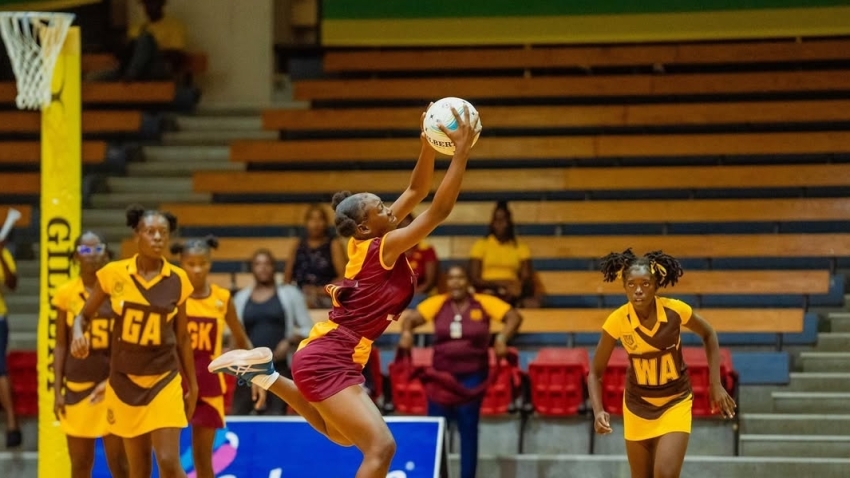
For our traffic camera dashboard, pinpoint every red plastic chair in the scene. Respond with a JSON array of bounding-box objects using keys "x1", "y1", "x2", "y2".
[{"x1": 528, "y1": 348, "x2": 589, "y2": 416}]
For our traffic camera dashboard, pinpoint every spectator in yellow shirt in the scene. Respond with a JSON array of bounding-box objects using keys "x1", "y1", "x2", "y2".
[
  {"x1": 0, "y1": 242, "x2": 20, "y2": 448},
  {"x1": 468, "y1": 201, "x2": 539, "y2": 308}
]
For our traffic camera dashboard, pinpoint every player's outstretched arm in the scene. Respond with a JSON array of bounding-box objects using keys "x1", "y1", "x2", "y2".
[
  {"x1": 382, "y1": 106, "x2": 476, "y2": 265},
  {"x1": 390, "y1": 105, "x2": 437, "y2": 221}
]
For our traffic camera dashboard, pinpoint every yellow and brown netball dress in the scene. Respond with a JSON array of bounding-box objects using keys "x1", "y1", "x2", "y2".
[
  {"x1": 52, "y1": 277, "x2": 115, "y2": 438},
  {"x1": 602, "y1": 297, "x2": 694, "y2": 441},
  {"x1": 97, "y1": 256, "x2": 193, "y2": 437},
  {"x1": 186, "y1": 283, "x2": 230, "y2": 429}
]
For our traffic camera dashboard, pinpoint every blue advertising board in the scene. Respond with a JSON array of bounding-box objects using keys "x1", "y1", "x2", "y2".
[{"x1": 92, "y1": 416, "x2": 447, "y2": 478}]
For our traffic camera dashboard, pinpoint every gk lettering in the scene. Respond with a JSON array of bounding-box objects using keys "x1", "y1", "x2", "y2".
[
  {"x1": 632, "y1": 353, "x2": 679, "y2": 386},
  {"x1": 188, "y1": 319, "x2": 215, "y2": 351}
]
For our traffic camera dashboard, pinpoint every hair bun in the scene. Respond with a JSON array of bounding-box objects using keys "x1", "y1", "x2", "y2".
[
  {"x1": 204, "y1": 235, "x2": 219, "y2": 250},
  {"x1": 331, "y1": 191, "x2": 353, "y2": 210},
  {"x1": 125, "y1": 204, "x2": 146, "y2": 229}
]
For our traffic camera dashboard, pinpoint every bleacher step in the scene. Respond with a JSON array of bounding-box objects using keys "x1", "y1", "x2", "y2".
[
  {"x1": 7, "y1": 313, "x2": 38, "y2": 334},
  {"x1": 740, "y1": 413, "x2": 850, "y2": 435},
  {"x1": 90, "y1": 192, "x2": 212, "y2": 209},
  {"x1": 83, "y1": 208, "x2": 129, "y2": 226},
  {"x1": 816, "y1": 332, "x2": 850, "y2": 351},
  {"x1": 827, "y1": 312, "x2": 850, "y2": 332},
  {"x1": 4, "y1": 295, "x2": 39, "y2": 314},
  {"x1": 8, "y1": 332, "x2": 36, "y2": 350},
  {"x1": 162, "y1": 129, "x2": 277, "y2": 145},
  {"x1": 142, "y1": 145, "x2": 229, "y2": 162},
  {"x1": 11, "y1": 260, "x2": 38, "y2": 277},
  {"x1": 799, "y1": 352, "x2": 850, "y2": 373},
  {"x1": 772, "y1": 391, "x2": 850, "y2": 414},
  {"x1": 11, "y1": 278, "x2": 38, "y2": 296},
  {"x1": 789, "y1": 372, "x2": 850, "y2": 392},
  {"x1": 87, "y1": 225, "x2": 133, "y2": 244},
  {"x1": 127, "y1": 160, "x2": 243, "y2": 177},
  {"x1": 174, "y1": 115, "x2": 262, "y2": 131},
  {"x1": 739, "y1": 434, "x2": 850, "y2": 459},
  {"x1": 107, "y1": 177, "x2": 194, "y2": 194}
]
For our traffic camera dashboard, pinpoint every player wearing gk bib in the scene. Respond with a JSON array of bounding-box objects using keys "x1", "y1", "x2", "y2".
[
  {"x1": 71, "y1": 206, "x2": 198, "y2": 478},
  {"x1": 588, "y1": 249, "x2": 736, "y2": 478},
  {"x1": 52, "y1": 231, "x2": 127, "y2": 478},
  {"x1": 210, "y1": 103, "x2": 478, "y2": 478},
  {"x1": 172, "y1": 237, "x2": 255, "y2": 478}
]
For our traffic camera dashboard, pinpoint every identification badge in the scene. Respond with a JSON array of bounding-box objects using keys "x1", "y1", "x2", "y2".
[{"x1": 450, "y1": 321, "x2": 463, "y2": 339}]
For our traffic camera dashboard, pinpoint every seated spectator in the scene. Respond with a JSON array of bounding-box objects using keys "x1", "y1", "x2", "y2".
[
  {"x1": 468, "y1": 201, "x2": 539, "y2": 307},
  {"x1": 399, "y1": 214, "x2": 440, "y2": 308},
  {"x1": 231, "y1": 249, "x2": 312, "y2": 415},
  {"x1": 89, "y1": 0, "x2": 187, "y2": 82},
  {"x1": 283, "y1": 205, "x2": 346, "y2": 309}
]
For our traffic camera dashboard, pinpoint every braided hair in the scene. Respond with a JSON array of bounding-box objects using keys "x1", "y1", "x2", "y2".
[
  {"x1": 331, "y1": 191, "x2": 367, "y2": 238},
  {"x1": 126, "y1": 204, "x2": 177, "y2": 232},
  {"x1": 600, "y1": 248, "x2": 684, "y2": 288},
  {"x1": 170, "y1": 235, "x2": 219, "y2": 256}
]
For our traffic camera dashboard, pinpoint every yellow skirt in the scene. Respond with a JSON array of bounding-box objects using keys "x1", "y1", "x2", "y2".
[
  {"x1": 60, "y1": 395, "x2": 109, "y2": 439},
  {"x1": 105, "y1": 373, "x2": 187, "y2": 438},
  {"x1": 623, "y1": 394, "x2": 693, "y2": 442}
]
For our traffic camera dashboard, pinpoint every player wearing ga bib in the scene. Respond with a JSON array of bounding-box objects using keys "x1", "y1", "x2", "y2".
[
  {"x1": 293, "y1": 235, "x2": 415, "y2": 402},
  {"x1": 52, "y1": 277, "x2": 116, "y2": 438},
  {"x1": 602, "y1": 297, "x2": 694, "y2": 441},
  {"x1": 97, "y1": 255, "x2": 193, "y2": 437},
  {"x1": 186, "y1": 283, "x2": 230, "y2": 428}
]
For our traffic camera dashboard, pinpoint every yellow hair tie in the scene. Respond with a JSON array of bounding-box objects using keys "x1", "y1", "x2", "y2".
[
  {"x1": 616, "y1": 267, "x2": 624, "y2": 279},
  {"x1": 650, "y1": 260, "x2": 668, "y2": 277}
]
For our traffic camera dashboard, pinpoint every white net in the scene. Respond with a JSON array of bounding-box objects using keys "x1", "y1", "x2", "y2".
[{"x1": 0, "y1": 12, "x2": 74, "y2": 110}]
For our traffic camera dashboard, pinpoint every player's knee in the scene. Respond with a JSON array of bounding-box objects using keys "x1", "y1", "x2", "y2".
[
  {"x1": 367, "y1": 433, "x2": 396, "y2": 463},
  {"x1": 654, "y1": 467, "x2": 681, "y2": 478},
  {"x1": 156, "y1": 453, "x2": 184, "y2": 478},
  {"x1": 70, "y1": 453, "x2": 95, "y2": 475}
]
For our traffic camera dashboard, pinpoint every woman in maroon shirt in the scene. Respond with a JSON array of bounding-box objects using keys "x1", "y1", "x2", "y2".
[{"x1": 399, "y1": 265, "x2": 522, "y2": 478}]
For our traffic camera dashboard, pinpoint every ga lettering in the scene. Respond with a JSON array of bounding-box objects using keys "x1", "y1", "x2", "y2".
[
  {"x1": 632, "y1": 353, "x2": 679, "y2": 386},
  {"x1": 122, "y1": 309, "x2": 163, "y2": 346}
]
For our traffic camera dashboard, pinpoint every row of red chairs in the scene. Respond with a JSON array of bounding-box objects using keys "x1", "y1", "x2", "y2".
[
  {"x1": 389, "y1": 346, "x2": 737, "y2": 418},
  {"x1": 6, "y1": 351, "x2": 38, "y2": 417}
]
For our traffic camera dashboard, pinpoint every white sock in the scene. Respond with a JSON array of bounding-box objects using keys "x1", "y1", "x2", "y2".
[{"x1": 251, "y1": 370, "x2": 279, "y2": 390}]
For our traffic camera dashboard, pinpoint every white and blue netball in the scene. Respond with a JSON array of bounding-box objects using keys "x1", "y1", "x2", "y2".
[{"x1": 423, "y1": 97, "x2": 482, "y2": 156}]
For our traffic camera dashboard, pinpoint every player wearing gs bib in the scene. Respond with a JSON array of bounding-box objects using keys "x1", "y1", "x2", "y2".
[
  {"x1": 172, "y1": 237, "x2": 254, "y2": 478},
  {"x1": 71, "y1": 206, "x2": 197, "y2": 478},
  {"x1": 588, "y1": 249, "x2": 737, "y2": 478},
  {"x1": 52, "y1": 231, "x2": 127, "y2": 478},
  {"x1": 210, "y1": 103, "x2": 478, "y2": 478}
]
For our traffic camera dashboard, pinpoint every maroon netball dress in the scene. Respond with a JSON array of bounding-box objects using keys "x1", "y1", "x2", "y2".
[{"x1": 292, "y1": 236, "x2": 415, "y2": 402}]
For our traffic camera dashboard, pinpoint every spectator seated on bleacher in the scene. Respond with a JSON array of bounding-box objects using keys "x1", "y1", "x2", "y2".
[
  {"x1": 399, "y1": 213, "x2": 440, "y2": 308},
  {"x1": 283, "y1": 205, "x2": 346, "y2": 309},
  {"x1": 469, "y1": 201, "x2": 540, "y2": 308},
  {"x1": 88, "y1": 0, "x2": 187, "y2": 83}
]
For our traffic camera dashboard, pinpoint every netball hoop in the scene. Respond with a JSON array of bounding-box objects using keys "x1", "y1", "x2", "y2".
[{"x1": 0, "y1": 11, "x2": 74, "y2": 110}]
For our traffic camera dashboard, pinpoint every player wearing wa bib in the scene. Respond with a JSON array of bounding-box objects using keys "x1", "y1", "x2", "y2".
[
  {"x1": 97, "y1": 255, "x2": 193, "y2": 437},
  {"x1": 292, "y1": 236, "x2": 415, "y2": 402},
  {"x1": 186, "y1": 283, "x2": 230, "y2": 428},
  {"x1": 602, "y1": 297, "x2": 694, "y2": 441},
  {"x1": 52, "y1": 277, "x2": 116, "y2": 438}
]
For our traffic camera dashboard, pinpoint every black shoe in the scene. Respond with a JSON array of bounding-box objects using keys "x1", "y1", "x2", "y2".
[{"x1": 6, "y1": 429, "x2": 21, "y2": 448}]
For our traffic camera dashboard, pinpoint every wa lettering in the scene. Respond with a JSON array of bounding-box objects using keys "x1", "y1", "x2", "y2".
[
  {"x1": 632, "y1": 353, "x2": 679, "y2": 386},
  {"x1": 122, "y1": 309, "x2": 163, "y2": 345}
]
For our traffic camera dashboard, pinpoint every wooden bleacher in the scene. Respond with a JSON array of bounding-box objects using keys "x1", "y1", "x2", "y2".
[
  {"x1": 162, "y1": 198, "x2": 850, "y2": 228},
  {"x1": 293, "y1": 70, "x2": 850, "y2": 102},
  {"x1": 149, "y1": 234, "x2": 850, "y2": 263},
  {"x1": 230, "y1": 131, "x2": 850, "y2": 163},
  {"x1": 263, "y1": 99, "x2": 850, "y2": 132},
  {"x1": 0, "y1": 82, "x2": 175, "y2": 105},
  {"x1": 207, "y1": 269, "x2": 825, "y2": 298},
  {"x1": 323, "y1": 39, "x2": 850, "y2": 72},
  {"x1": 193, "y1": 164, "x2": 850, "y2": 195},
  {"x1": 81, "y1": 52, "x2": 208, "y2": 75},
  {"x1": 0, "y1": 111, "x2": 143, "y2": 134},
  {"x1": 0, "y1": 205, "x2": 32, "y2": 227},
  {"x1": 0, "y1": 173, "x2": 38, "y2": 195},
  {"x1": 0, "y1": 141, "x2": 106, "y2": 164}
]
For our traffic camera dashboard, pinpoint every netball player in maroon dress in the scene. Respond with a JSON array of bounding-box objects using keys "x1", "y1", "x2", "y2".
[{"x1": 210, "y1": 105, "x2": 479, "y2": 478}]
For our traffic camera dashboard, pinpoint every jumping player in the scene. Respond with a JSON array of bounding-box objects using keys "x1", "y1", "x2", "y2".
[
  {"x1": 53, "y1": 231, "x2": 127, "y2": 478},
  {"x1": 70, "y1": 205, "x2": 198, "y2": 478},
  {"x1": 209, "y1": 104, "x2": 478, "y2": 478},
  {"x1": 171, "y1": 236, "x2": 258, "y2": 478},
  {"x1": 588, "y1": 249, "x2": 737, "y2": 478}
]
